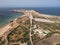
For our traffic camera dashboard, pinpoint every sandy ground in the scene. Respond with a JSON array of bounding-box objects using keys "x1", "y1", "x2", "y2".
[
  {"x1": 0, "y1": 11, "x2": 58, "y2": 36},
  {"x1": 0, "y1": 23, "x2": 11, "y2": 36},
  {"x1": 34, "y1": 18, "x2": 55, "y2": 23},
  {"x1": 34, "y1": 34, "x2": 60, "y2": 45},
  {"x1": 0, "y1": 14, "x2": 26, "y2": 37},
  {"x1": 0, "y1": 18, "x2": 19, "y2": 36}
]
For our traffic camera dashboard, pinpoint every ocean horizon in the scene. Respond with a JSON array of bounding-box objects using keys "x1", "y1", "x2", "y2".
[{"x1": 0, "y1": 7, "x2": 60, "y2": 27}]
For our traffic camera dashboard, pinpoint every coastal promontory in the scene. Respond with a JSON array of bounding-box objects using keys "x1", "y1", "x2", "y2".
[{"x1": 0, "y1": 10, "x2": 60, "y2": 45}]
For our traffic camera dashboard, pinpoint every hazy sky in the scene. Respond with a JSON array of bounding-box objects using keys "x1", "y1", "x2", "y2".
[{"x1": 0, "y1": 0, "x2": 60, "y2": 7}]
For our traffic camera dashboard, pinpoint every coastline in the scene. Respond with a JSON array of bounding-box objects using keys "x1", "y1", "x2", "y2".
[
  {"x1": 0, "y1": 23, "x2": 11, "y2": 36},
  {"x1": 0, "y1": 13, "x2": 26, "y2": 36},
  {"x1": 0, "y1": 22, "x2": 10, "y2": 28},
  {"x1": 34, "y1": 10, "x2": 60, "y2": 17},
  {"x1": 0, "y1": 10, "x2": 60, "y2": 28},
  {"x1": 0, "y1": 17, "x2": 20, "y2": 36},
  {"x1": 0, "y1": 10, "x2": 60, "y2": 37},
  {"x1": 0, "y1": 11, "x2": 23, "y2": 28},
  {"x1": 0, "y1": 13, "x2": 59, "y2": 28}
]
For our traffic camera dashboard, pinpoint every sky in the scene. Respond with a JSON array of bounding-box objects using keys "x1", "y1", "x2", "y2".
[{"x1": 0, "y1": 0, "x2": 60, "y2": 7}]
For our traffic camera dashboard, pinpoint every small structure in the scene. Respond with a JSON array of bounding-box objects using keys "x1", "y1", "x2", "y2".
[{"x1": 32, "y1": 25, "x2": 51, "y2": 39}]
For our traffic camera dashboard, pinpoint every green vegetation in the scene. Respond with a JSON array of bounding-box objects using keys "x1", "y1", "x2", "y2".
[
  {"x1": 36, "y1": 21, "x2": 60, "y2": 31},
  {"x1": 7, "y1": 19, "x2": 30, "y2": 43},
  {"x1": 0, "y1": 39, "x2": 6, "y2": 45},
  {"x1": 56, "y1": 43, "x2": 60, "y2": 45},
  {"x1": 46, "y1": 32, "x2": 52, "y2": 37}
]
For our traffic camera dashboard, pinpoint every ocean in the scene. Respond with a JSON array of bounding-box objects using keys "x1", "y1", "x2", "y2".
[
  {"x1": 22, "y1": 7, "x2": 60, "y2": 16},
  {"x1": 0, "y1": 7, "x2": 60, "y2": 27},
  {"x1": 0, "y1": 8, "x2": 23, "y2": 27}
]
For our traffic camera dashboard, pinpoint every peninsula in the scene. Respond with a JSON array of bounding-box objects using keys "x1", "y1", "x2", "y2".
[{"x1": 0, "y1": 10, "x2": 60, "y2": 45}]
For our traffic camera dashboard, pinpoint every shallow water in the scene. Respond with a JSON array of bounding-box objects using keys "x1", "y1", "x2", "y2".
[{"x1": 0, "y1": 9, "x2": 23, "y2": 27}]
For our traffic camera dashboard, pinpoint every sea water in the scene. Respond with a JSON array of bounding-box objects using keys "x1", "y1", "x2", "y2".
[
  {"x1": 0, "y1": 8, "x2": 23, "y2": 27},
  {"x1": 0, "y1": 7, "x2": 60, "y2": 27}
]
